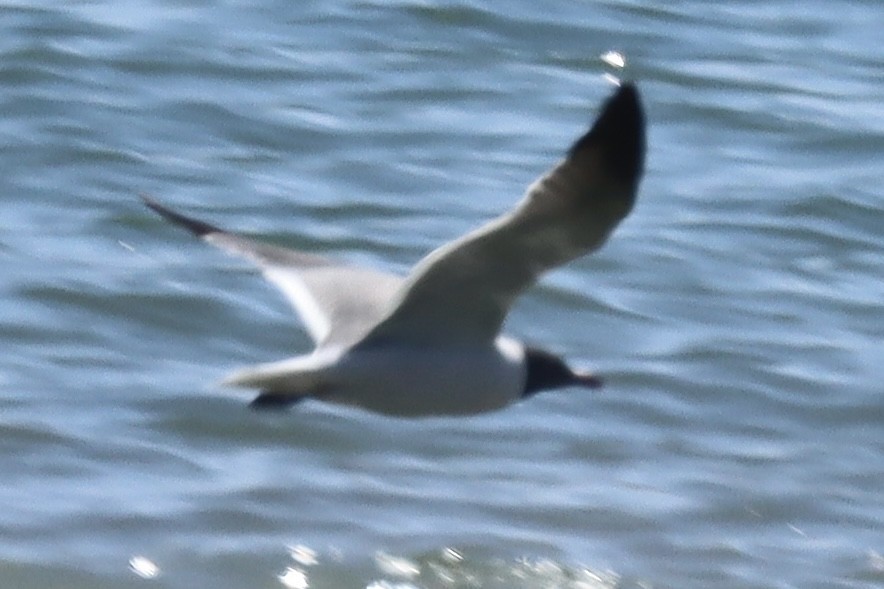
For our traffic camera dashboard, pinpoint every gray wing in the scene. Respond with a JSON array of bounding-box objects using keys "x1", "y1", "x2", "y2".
[
  {"x1": 357, "y1": 83, "x2": 645, "y2": 346},
  {"x1": 142, "y1": 196, "x2": 403, "y2": 347}
]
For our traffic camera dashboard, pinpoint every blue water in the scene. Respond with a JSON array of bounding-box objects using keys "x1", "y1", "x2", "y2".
[{"x1": 1, "y1": 1, "x2": 882, "y2": 588}]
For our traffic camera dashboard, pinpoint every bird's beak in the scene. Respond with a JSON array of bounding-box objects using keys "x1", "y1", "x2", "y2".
[{"x1": 573, "y1": 370, "x2": 604, "y2": 389}]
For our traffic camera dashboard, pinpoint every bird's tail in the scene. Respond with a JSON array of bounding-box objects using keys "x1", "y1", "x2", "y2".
[
  {"x1": 221, "y1": 354, "x2": 330, "y2": 411},
  {"x1": 221, "y1": 353, "x2": 327, "y2": 388}
]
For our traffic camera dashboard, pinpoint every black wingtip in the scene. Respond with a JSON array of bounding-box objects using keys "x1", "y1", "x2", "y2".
[
  {"x1": 569, "y1": 82, "x2": 646, "y2": 188},
  {"x1": 248, "y1": 392, "x2": 306, "y2": 411},
  {"x1": 140, "y1": 194, "x2": 221, "y2": 237}
]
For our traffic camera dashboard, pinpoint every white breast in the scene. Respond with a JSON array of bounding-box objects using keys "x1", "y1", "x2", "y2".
[{"x1": 325, "y1": 337, "x2": 527, "y2": 417}]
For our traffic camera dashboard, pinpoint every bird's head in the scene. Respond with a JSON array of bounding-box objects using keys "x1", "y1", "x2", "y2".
[{"x1": 522, "y1": 347, "x2": 602, "y2": 398}]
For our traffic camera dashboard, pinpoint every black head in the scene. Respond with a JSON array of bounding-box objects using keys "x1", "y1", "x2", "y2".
[{"x1": 522, "y1": 347, "x2": 603, "y2": 398}]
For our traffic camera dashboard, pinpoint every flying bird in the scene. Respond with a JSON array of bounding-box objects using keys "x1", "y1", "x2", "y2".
[{"x1": 143, "y1": 82, "x2": 645, "y2": 416}]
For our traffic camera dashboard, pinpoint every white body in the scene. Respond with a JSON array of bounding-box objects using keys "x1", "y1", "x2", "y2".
[{"x1": 225, "y1": 337, "x2": 527, "y2": 416}]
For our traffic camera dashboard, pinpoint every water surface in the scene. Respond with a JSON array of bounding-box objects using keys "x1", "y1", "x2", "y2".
[{"x1": 1, "y1": 1, "x2": 882, "y2": 588}]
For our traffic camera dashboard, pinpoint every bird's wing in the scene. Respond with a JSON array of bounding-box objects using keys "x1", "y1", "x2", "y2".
[
  {"x1": 357, "y1": 83, "x2": 645, "y2": 347},
  {"x1": 142, "y1": 196, "x2": 403, "y2": 347}
]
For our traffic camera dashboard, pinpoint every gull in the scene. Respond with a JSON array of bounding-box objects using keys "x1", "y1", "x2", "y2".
[{"x1": 143, "y1": 82, "x2": 645, "y2": 417}]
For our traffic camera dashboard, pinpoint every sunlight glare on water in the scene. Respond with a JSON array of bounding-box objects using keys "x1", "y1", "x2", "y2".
[{"x1": 128, "y1": 555, "x2": 160, "y2": 579}]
